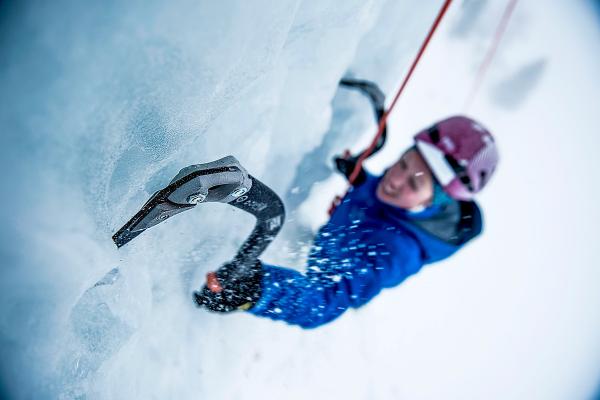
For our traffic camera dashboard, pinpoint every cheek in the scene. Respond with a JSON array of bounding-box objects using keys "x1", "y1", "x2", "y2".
[
  {"x1": 408, "y1": 192, "x2": 423, "y2": 204},
  {"x1": 395, "y1": 191, "x2": 417, "y2": 208},
  {"x1": 399, "y1": 188, "x2": 429, "y2": 207},
  {"x1": 417, "y1": 186, "x2": 434, "y2": 202}
]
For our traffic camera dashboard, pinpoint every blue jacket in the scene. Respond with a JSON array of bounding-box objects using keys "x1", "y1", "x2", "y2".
[{"x1": 248, "y1": 172, "x2": 482, "y2": 328}]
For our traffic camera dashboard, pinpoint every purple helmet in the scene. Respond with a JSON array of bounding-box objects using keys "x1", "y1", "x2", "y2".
[{"x1": 414, "y1": 115, "x2": 499, "y2": 201}]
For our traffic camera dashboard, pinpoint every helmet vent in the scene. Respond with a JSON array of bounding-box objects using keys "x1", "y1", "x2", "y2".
[
  {"x1": 480, "y1": 170, "x2": 488, "y2": 185},
  {"x1": 428, "y1": 126, "x2": 440, "y2": 143},
  {"x1": 459, "y1": 175, "x2": 474, "y2": 192}
]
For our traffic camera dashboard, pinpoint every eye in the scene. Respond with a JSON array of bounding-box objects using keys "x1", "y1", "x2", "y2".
[
  {"x1": 409, "y1": 176, "x2": 418, "y2": 191},
  {"x1": 399, "y1": 158, "x2": 408, "y2": 170}
]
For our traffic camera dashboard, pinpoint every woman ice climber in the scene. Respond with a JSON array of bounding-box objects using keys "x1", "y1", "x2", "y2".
[{"x1": 194, "y1": 115, "x2": 500, "y2": 328}]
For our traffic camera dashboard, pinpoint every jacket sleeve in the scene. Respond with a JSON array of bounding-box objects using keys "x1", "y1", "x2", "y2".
[{"x1": 247, "y1": 231, "x2": 423, "y2": 329}]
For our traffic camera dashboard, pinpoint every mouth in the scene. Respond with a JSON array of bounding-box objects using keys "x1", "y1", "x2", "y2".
[{"x1": 380, "y1": 179, "x2": 400, "y2": 197}]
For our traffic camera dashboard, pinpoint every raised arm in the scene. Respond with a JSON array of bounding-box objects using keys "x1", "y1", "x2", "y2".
[{"x1": 248, "y1": 231, "x2": 423, "y2": 328}]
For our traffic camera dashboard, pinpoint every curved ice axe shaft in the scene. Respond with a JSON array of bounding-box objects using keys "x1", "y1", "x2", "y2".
[
  {"x1": 339, "y1": 78, "x2": 387, "y2": 159},
  {"x1": 228, "y1": 177, "x2": 285, "y2": 264},
  {"x1": 112, "y1": 156, "x2": 285, "y2": 265}
]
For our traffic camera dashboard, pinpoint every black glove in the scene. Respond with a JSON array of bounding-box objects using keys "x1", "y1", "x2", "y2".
[
  {"x1": 333, "y1": 150, "x2": 366, "y2": 186},
  {"x1": 194, "y1": 259, "x2": 263, "y2": 313}
]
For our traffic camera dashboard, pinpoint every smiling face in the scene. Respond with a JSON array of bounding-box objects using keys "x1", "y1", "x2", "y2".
[{"x1": 376, "y1": 148, "x2": 435, "y2": 209}]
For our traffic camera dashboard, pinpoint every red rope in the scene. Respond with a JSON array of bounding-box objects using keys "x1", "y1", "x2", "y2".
[
  {"x1": 329, "y1": 0, "x2": 454, "y2": 214},
  {"x1": 464, "y1": 0, "x2": 518, "y2": 110},
  {"x1": 346, "y1": 0, "x2": 453, "y2": 186}
]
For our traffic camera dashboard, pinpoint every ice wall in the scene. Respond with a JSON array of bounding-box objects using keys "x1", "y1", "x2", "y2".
[{"x1": 0, "y1": 0, "x2": 393, "y2": 398}]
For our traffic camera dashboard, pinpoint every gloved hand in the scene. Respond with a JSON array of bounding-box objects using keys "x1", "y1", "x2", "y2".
[
  {"x1": 194, "y1": 259, "x2": 263, "y2": 313},
  {"x1": 333, "y1": 149, "x2": 357, "y2": 178},
  {"x1": 333, "y1": 149, "x2": 366, "y2": 186}
]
